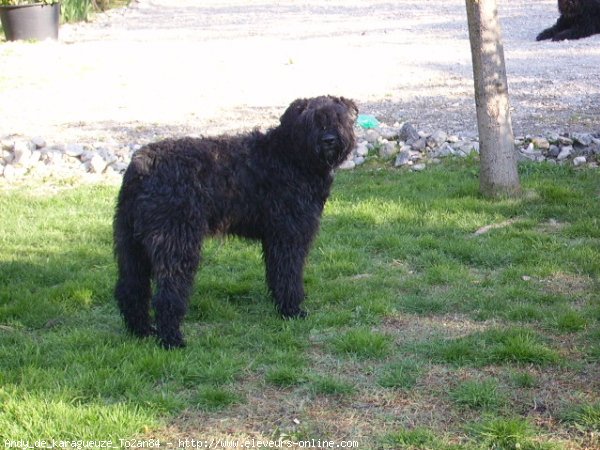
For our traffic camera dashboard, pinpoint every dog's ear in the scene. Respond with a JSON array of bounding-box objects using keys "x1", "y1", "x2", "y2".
[
  {"x1": 338, "y1": 97, "x2": 358, "y2": 119},
  {"x1": 280, "y1": 98, "x2": 310, "y2": 128}
]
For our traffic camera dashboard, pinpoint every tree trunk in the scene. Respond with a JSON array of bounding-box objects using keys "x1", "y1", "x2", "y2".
[{"x1": 465, "y1": 0, "x2": 520, "y2": 198}]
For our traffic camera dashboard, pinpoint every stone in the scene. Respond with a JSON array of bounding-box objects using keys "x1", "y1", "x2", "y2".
[
  {"x1": 89, "y1": 153, "x2": 108, "y2": 173},
  {"x1": 107, "y1": 161, "x2": 129, "y2": 174},
  {"x1": 431, "y1": 142, "x2": 455, "y2": 158},
  {"x1": 31, "y1": 136, "x2": 47, "y2": 149},
  {"x1": 13, "y1": 141, "x2": 34, "y2": 166},
  {"x1": 427, "y1": 130, "x2": 448, "y2": 147},
  {"x1": 394, "y1": 150, "x2": 410, "y2": 167},
  {"x1": 379, "y1": 140, "x2": 399, "y2": 158},
  {"x1": 379, "y1": 126, "x2": 399, "y2": 140},
  {"x1": 338, "y1": 159, "x2": 356, "y2": 170},
  {"x1": 548, "y1": 145, "x2": 560, "y2": 158},
  {"x1": 80, "y1": 150, "x2": 96, "y2": 162},
  {"x1": 531, "y1": 137, "x2": 550, "y2": 150},
  {"x1": 353, "y1": 156, "x2": 366, "y2": 166},
  {"x1": 97, "y1": 147, "x2": 118, "y2": 164},
  {"x1": 354, "y1": 141, "x2": 369, "y2": 157},
  {"x1": 65, "y1": 143, "x2": 85, "y2": 157},
  {"x1": 1, "y1": 139, "x2": 14, "y2": 151},
  {"x1": 364, "y1": 129, "x2": 380, "y2": 144},
  {"x1": 573, "y1": 156, "x2": 587, "y2": 167},
  {"x1": 411, "y1": 163, "x2": 426, "y2": 171},
  {"x1": 572, "y1": 132, "x2": 593, "y2": 147},
  {"x1": 411, "y1": 137, "x2": 427, "y2": 151},
  {"x1": 558, "y1": 136, "x2": 573, "y2": 146},
  {"x1": 398, "y1": 122, "x2": 420, "y2": 143},
  {"x1": 1, "y1": 149, "x2": 14, "y2": 165},
  {"x1": 557, "y1": 146, "x2": 572, "y2": 161}
]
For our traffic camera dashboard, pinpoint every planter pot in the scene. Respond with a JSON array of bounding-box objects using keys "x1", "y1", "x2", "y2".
[{"x1": 0, "y1": 3, "x2": 60, "y2": 41}]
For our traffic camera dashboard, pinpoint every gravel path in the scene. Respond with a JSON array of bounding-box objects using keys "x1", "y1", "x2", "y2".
[{"x1": 1, "y1": 0, "x2": 599, "y2": 146}]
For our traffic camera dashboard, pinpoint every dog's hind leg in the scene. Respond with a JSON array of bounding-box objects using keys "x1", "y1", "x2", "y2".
[
  {"x1": 114, "y1": 237, "x2": 154, "y2": 338},
  {"x1": 149, "y1": 229, "x2": 202, "y2": 349}
]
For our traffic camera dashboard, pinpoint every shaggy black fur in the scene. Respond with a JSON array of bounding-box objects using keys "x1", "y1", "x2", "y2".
[
  {"x1": 537, "y1": 0, "x2": 600, "y2": 41},
  {"x1": 114, "y1": 95, "x2": 357, "y2": 349}
]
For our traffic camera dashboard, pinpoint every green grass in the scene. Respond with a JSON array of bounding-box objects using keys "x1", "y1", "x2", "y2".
[
  {"x1": 377, "y1": 359, "x2": 422, "y2": 390},
  {"x1": 330, "y1": 328, "x2": 392, "y2": 359},
  {"x1": 449, "y1": 378, "x2": 506, "y2": 411},
  {"x1": 1, "y1": 160, "x2": 599, "y2": 447}
]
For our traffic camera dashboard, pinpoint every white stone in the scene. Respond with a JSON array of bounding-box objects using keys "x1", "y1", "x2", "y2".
[
  {"x1": 31, "y1": 136, "x2": 46, "y2": 149},
  {"x1": 573, "y1": 156, "x2": 587, "y2": 167},
  {"x1": 338, "y1": 160, "x2": 356, "y2": 170},
  {"x1": 13, "y1": 141, "x2": 34, "y2": 165},
  {"x1": 411, "y1": 163, "x2": 426, "y2": 171},
  {"x1": 354, "y1": 142, "x2": 369, "y2": 157},
  {"x1": 353, "y1": 156, "x2": 365, "y2": 166},
  {"x1": 65, "y1": 143, "x2": 85, "y2": 157},
  {"x1": 89, "y1": 154, "x2": 108, "y2": 173}
]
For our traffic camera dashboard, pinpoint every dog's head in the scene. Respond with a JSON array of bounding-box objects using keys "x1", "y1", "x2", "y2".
[{"x1": 280, "y1": 95, "x2": 358, "y2": 170}]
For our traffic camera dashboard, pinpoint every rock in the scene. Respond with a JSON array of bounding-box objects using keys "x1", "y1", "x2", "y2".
[
  {"x1": 573, "y1": 156, "x2": 587, "y2": 167},
  {"x1": 1, "y1": 139, "x2": 15, "y2": 151},
  {"x1": 42, "y1": 148, "x2": 65, "y2": 165},
  {"x1": 411, "y1": 163, "x2": 426, "y2": 172},
  {"x1": 531, "y1": 137, "x2": 550, "y2": 150},
  {"x1": 379, "y1": 126, "x2": 399, "y2": 140},
  {"x1": 353, "y1": 156, "x2": 365, "y2": 166},
  {"x1": 13, "y1": 141, "x2": 34, "y2": 166},
  {"x1": 338, "y1": 159, "x2": 355, "y2": 170},
  {"x1": 107, "y1": 161, "x2": 129, "y2": 174},
  {"x1": 88, "y1": 153, "x2": 108, "y2": 173},
  {"x1": 97, "y1": 147, "x2": 118, "y2": 164},
  {"x1": 394, "y1": 150, "x2": 410, "y2": 167},
  {"x1": 427, "y1": 130, "x2": 447, "y2": 147},
  {"x1": 557, "y1": 146, "x2": 572, "y2": 161},
  {"x1": 80, "y1": 150, "x2": 96, "y2": 162},
  {"x1": 1, "y1": 149, "x2": 14, "y2": 165},
  {"x1": 547, "y1": 145, "x2": 560, "y2": 158},
  {"x1": 65, "y1": 143, "x2": 85, "y2": 157},
  {"x1": 411, "y1": 137, "x2": 427, "y2": 151},
  {"x1": 572, "y1": 132, "x2": 593, "y2": 147},
  {"x1": 398, "y1": 122, "x2": 420, "y2": 143},
  {"x1": 558, "y1": 136, "x2": 573, "y2": 146},
  {"x1": 378, "y1": 140, "x2": 399, "y2": 158},
  {"x1": 431, "y1": 142, "x2": 455, "y2": 158},
  {"x1": 31, "y1": 136, "x2": 47, "y2": 149},
  {"x1": 354, "y1": 141, "x2": 369, "y2": 157},
  {"x1": 364, "y1": 129, "x2": 380, "y2": 144}
]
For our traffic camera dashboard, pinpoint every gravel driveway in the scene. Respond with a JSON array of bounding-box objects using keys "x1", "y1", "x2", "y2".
[{"x1": 1, "y1": 0, "x2": 598, "y2": 146}]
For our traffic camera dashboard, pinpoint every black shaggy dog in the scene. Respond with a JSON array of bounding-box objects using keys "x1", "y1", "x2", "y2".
[
  {"x1": 537, "y1": 0, "x2": 600, "y2": 41},
  {"x1": 114, "y1": 95, "x2": 357, "y2": 349}
]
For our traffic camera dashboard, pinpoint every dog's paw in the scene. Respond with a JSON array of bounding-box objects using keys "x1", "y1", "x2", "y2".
[
  {"x1": 280, "y1": 308, "x2": 308, "y2": 320},
  {"x1": 536, "y1": 28, "x2": 554, "y2": 41},
  {"x1": 158, "y1": 331, "x2": 186, "y2": 350}
]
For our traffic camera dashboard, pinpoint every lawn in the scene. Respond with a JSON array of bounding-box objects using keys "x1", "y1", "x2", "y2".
[{"x1": 0, "y1": 159, "x2": 598, "y2": 449}]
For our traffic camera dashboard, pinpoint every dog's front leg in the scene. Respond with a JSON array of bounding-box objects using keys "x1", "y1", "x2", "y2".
[{"x1": 262, "y1": 237, "x2": 310, "y2": 319}]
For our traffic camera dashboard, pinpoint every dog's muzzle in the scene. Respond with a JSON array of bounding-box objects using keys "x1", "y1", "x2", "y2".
[{"x1": 320, "y1": 133, "x2": 341, "y2": 163}]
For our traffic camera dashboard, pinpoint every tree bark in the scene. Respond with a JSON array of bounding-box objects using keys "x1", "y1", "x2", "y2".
[{"x1": 465, "y1": 0, "x2": 520, "y2": 198}]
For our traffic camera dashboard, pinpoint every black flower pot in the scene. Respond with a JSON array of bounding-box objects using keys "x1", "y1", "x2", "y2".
[{"x1": 0, "y1": 2, "x2": 60, "y2": 41}]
